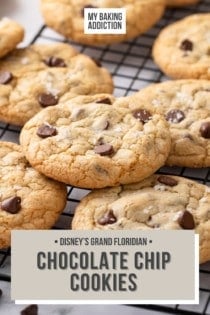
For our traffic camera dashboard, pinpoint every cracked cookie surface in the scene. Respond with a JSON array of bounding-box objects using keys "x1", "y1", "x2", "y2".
[
  {"x1": 132, "y1": 80, "x2": 210, "y2": 167},
  {"x1": 40, "y1": 0, "x2": 165, "y2": 45},
  {"x1": 153, "y1": 14, "x2": 210, "y2": 79},
  {"x1": 72, "y1": 174, "x2": 210, "y2": 264},
  {"x1": 0, "y1": 43, "x2": 113, "y2": 126},
  {"x1": 0, "y1": 141, "x2": 67, "y2": 248},
  {"x1": 0, "y1": 18, "x2": 24, "y2": 58},
  {"x1": 20, "y1": 94, "x2": 171, "y2": 189},
  {"x1": 166, "y1": 0, "x2": 200, "y2": 6}
]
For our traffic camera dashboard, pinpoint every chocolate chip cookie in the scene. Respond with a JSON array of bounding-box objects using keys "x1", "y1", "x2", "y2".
[
  {"x1": 20, "y1": 94, "x2": 171, "y2": 189},
  {"x1": 0, "y1": 18, "x2": 24, "y2": 58},
  {"x1": 72, "y1": 174, "x2": 210, "y2": 264},
  {"x1": 132, "y1": 80, "x2": 210, "y2": 167},
  {"x1": 0, "y1": 43, "x2": 113, "y2": 126},
  {"x1": 0, "y1": 141, "x2": 67, "y2": 248},
  {"x1": 153, "y1": 14, "x2": 210, "y2": 79},
  {"x1": 40, "y1": 0, "x2": 166, "y2": 45},
  {"x1": 166, "y1": 0, "x2": 200, "y2": 6}
]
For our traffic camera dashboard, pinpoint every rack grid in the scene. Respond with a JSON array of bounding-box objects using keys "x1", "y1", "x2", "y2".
[{"x1": 0, "y1": 1, "x2": 210, "y2": 314}]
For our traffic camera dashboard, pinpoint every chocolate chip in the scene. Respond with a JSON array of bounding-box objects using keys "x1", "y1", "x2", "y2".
[
  {"x1": 44, "y1": 56, "x2": 66, "y2": 67},
  {"x1": 96, "y1": 98, "x2": 112, "y2": 105},
  {"x1": 92, "y1": 58, "x2": 102, "y2": 67},
  {"x1": 0, "y1": 289, "x2": 2, "y2": 298},
  {"x1": 38, "y1": 93, "x2": 58, "y2": 107},
  {"x1": 1, "y1": 196, "x2": 21, "y2": 214},
  {"x1": 166, "y1": 109, "x2": 185, "y2": 123},
  {"x1": 178, "y1": 210, "x2": 195, "y2": 230},
  {"x1": 98, "y1": 210, "x2": 117, "y2": 225},
  {"x1": 21, "y1": 304, "x2": 38, "y2": 315},
  {"x1": 158, "y1": 176, "x2": 178, "y2": 187},
  {"x1": 200, "y1": 122, "x2": 210, "y2": 139},
  {"x1": 94, "y1": 144, "x2": 114, "y2": 156},
  {"x1": 37, "y1": 124, "x2": 57, "y2": 138},
  {"x1": 81, "y1": 5, "x2": 97, "y2": 17},
  {"x1": 180, "y1": 39, "x2": 193, "y2": 51},
  {"x1": 133, "y1": 109, "x2": 152, "y2": 124},
  {"x1": 0, "y1": 71, "x2": 13, "y2": 84}
]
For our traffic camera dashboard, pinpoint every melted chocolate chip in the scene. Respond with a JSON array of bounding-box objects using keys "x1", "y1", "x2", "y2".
[
  {"x1": 96, "y1": 98, "x2": 112, "y2": 105},
  {"x1": 98, "y1": 210, "x2": 117, "y2": 225},
  {"x1": 180, "y1": 39, "x2": 193, "y2": 51},
  {"x1": 0, "y1": 71, "x2": 13, "y2": 84},
  {"x1": 21, "y1": 304, "x2": 38, "y2": 315},
  {"x1": 133, "y1": 109, "x2": 152, "y2": 124},
  {"x1": 94, "y1": 144, "x2": 114, "y2": 156},
  {"x1": 81, "y1": 5, "x2": 97, "y2": 17},
  {"x1": 37, "y1": 124, "x2": 57, "y2": 138},
  {"x1": 166, "y1": 109, "x2": 185, "y2": 123},
  {"x1": 178, "y1": 210, "x2": 195, "y2": 230},
  {"x1": 38, "y1": 93, "x2": 58, "y2": 107},
  {"x1": 158, "y1": 176, "x2": 178, "y2": 187},
  {"x1": 200, "y1": 122, "x2": 210, "y2": 139},
  {"x1": 44, "y1": 56, "x2": 66, "y2": 67},
  {"x1": 1, "y1": 196, "x2": 21, "y2": 214}
]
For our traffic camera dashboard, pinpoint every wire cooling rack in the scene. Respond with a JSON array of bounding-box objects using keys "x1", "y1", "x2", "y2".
[{"x1": 0, "y1": 1, "x2": 210, "y2": 314}]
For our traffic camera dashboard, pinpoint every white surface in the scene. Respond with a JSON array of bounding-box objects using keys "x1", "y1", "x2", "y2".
[{"x1": 0, "y1": 0, "x2": 43, "y2": 45}]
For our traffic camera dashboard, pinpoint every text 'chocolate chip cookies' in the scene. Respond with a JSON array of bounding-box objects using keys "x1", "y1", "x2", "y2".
[
  {"x1": 0, "y1": 43, "x2": 113, "y2": 126},
  {"x1": 40, "y1": 0, "x2": 166, "y2": 45},
  {"x1": 72, "y1": 175, "x2": 210, "y2": 264},
  {"x1": 132, "y1": 80, "x2": 210, "y2": 168},
  {"x1": 0, "y1": 141, "x2": 67, "y2": 248},
  {"x1": 153, "y1": 14, "x2": 210, "y2": 79},
  {"x1": 20, "y1": 94, "x2": 171, "y2": 189}
]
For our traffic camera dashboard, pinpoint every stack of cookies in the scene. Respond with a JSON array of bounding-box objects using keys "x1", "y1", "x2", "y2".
[{"x1": 0, "y1": 0, "x2": 210, "y2": 265}]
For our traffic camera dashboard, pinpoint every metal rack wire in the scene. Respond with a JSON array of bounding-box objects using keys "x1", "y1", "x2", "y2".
[{"x1": 0, "y1": 0, "x2": 210, "y2": 314}]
